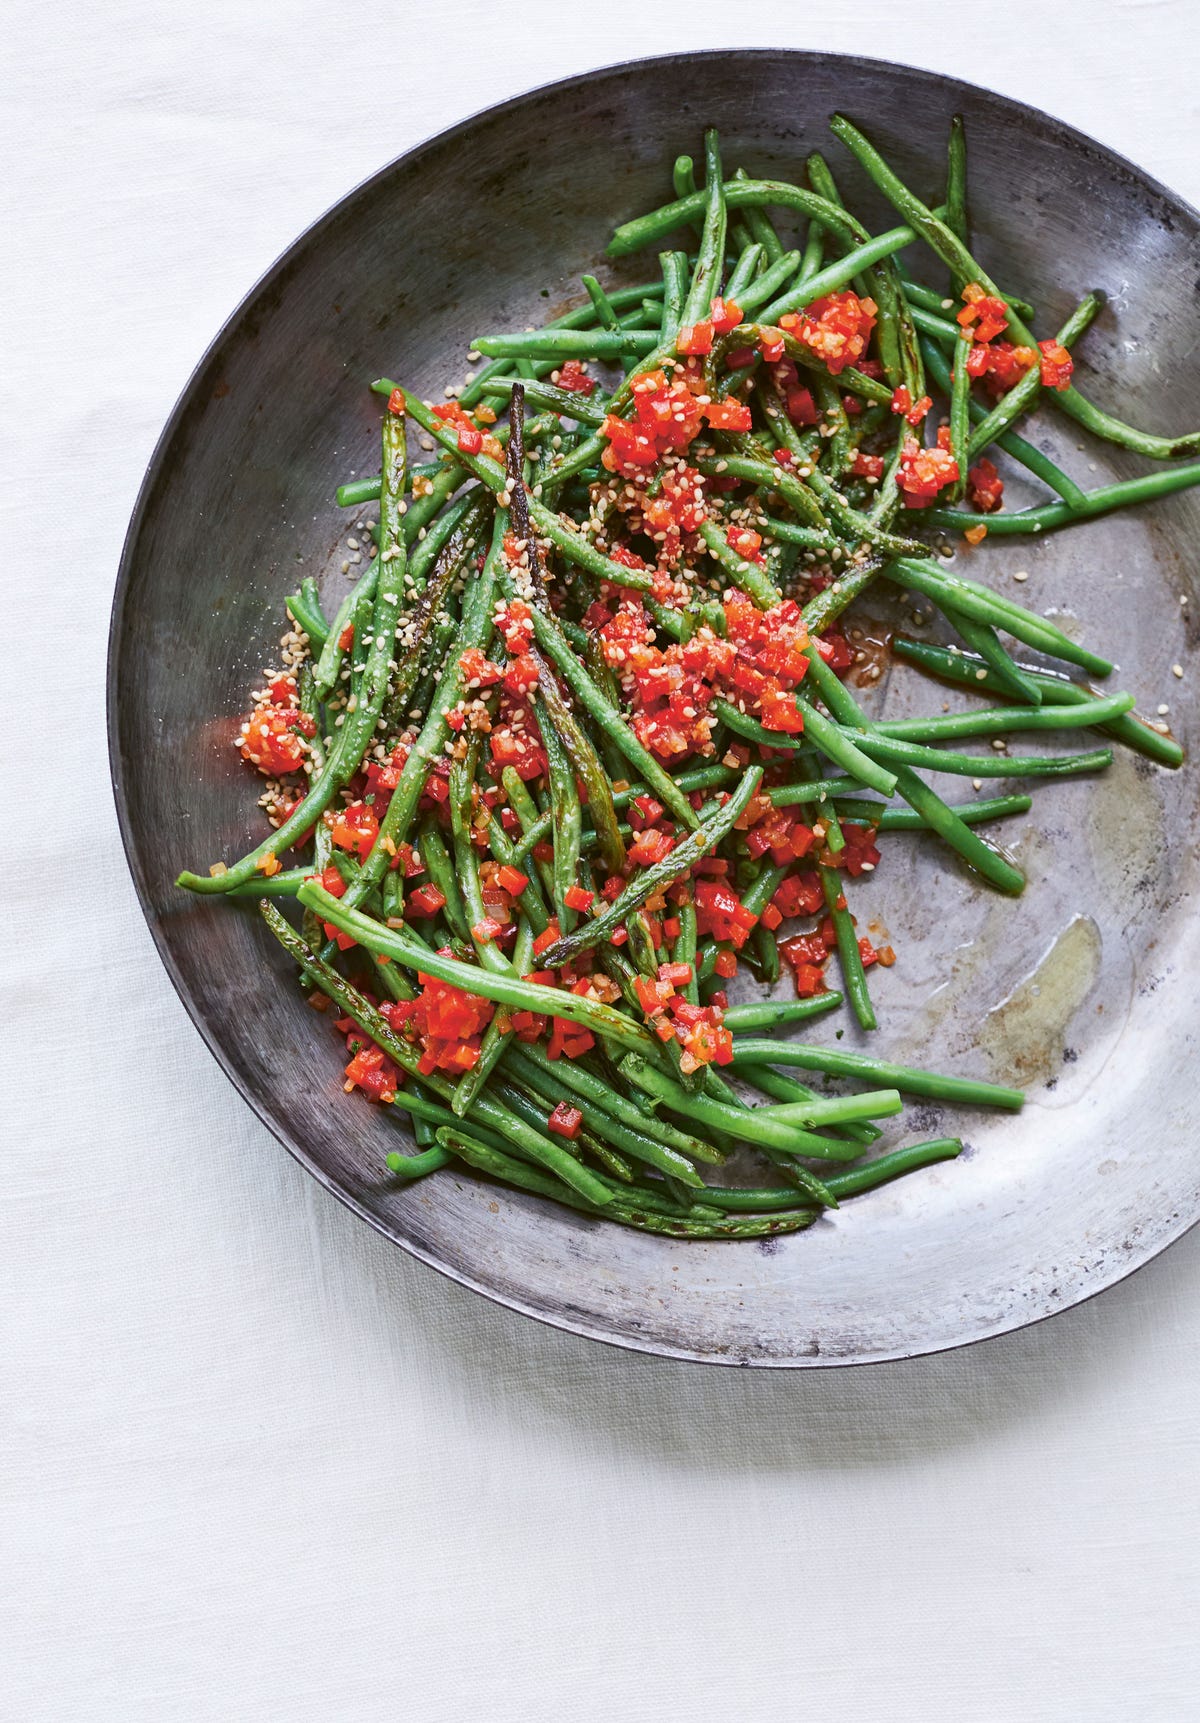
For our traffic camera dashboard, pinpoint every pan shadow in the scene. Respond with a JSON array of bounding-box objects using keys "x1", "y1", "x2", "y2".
[{"x1": 308, "y1": 1171, "x2": 1200, "y2": 1475}]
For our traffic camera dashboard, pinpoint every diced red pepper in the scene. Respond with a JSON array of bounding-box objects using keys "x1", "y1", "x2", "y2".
[
  {"x1": 564, "y1": 885, "x2": 595, "y2": 912},
  {"x1": 967, "y1": 457, "x2": 1004, "y2": 514},
  {"x1": 1038, "y1": 339, "x2": 1074, "y2": 391},
  {"x1": 890, "y1": 385, "x2": 932, "y2": 427},
  {"x1": 240, "y1": 703, "x2": 308, "y2": 775},
  {"x1": 725, "y1": 525, "x2": 764, "y2": 563},
  {"x1": 703, "y1": 397, "x2": 752, "y2": 431},
  {"x1": 546, "y1": 1020, "x2": 595, "y2": 1060},
  {"x1": 556, "y1": 360, "x2": 596, "y2": 396},
  {"x1": 330, "y1": 801, "x2": 379, "y2": 859},
  {"x1": 532, "y1": 921, "x2": 562, "y2": 957},
  {"x1": 457, "y1": 425, "x2": 483, "y2": 455},
  {"x1": 709, "y1": 296, "x2": 744, "y2": 334},
  {"x1": 344, "y1": 1043, "x2": 399, "y2": 1102},
  {"x1": 851, "y1": 451, "x2": 885, "y2": 481},
  {"x1": 957, "y1": 284, "x2": 1009, "y2": 345},
  {"x1": 547, "y1": 1102, "x2": 583, "y2": 1140},
  {"x1": 657, "y1": 960, "x2": 693, "y2": 986},
  {"x1": 896, "y1": 426, "x2": 960, "y2": 509},
  {"x1": 386, "y1": 388, "x2": 406, "y2": 415},
  {"x1": 495, "y1": 863, "x2": 529, "y2": 895},
  {"x1": 407, "y1": 883, "x2": 447, "y2": 917},
  {"x1": 676, "y1": 320, "x2": 714, "y2": 356},
  {"x1": 458, "y1": 646, "x2": 503, "y2": 687}
]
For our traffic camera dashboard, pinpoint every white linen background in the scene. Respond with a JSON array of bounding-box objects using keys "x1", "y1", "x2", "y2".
[{"x1": 4, "y1": 2, "x2": 1199, "y2": 1718}]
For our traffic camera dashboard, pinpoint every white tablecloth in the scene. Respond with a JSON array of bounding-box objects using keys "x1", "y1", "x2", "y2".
[{"x1": 6, "y1": 4, "x2": 1200, "y2": 1717}]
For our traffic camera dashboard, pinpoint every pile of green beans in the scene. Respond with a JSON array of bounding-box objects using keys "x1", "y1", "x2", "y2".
[{"x1": 178, "y1": 116, "x2": 1186, "y2": 1239}]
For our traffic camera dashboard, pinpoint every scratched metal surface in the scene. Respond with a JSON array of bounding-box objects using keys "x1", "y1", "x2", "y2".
[{"x1": 109, "y1": 51, "x2": 1200, "y2": 1365}]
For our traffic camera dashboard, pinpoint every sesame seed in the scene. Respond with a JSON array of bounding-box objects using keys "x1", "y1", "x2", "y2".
[
  {"x1": 1157, "y1": 703, "x2": 1170, "y2": 716},
  {"x1": 1172, "y1": 663, "x2": 1183, "y2": 678}
]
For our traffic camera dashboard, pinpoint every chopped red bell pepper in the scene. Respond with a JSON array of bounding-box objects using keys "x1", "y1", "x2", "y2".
[
  {"x1": 407, "y1": 883, "x2": 447, "y2": 917},
  {"x1": 547, "y1": 1102, "x2": 583, "y2": 1140}
]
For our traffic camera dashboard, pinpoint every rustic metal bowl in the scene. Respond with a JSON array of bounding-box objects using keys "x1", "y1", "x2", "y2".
[{"x1": 109, "y1": 51, "x2": 1200, "y2": 1365}]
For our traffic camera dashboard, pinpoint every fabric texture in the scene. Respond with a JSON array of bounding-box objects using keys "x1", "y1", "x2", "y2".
[{"x1": 3, "y1": 3, "x2": 1199, "y2": 1718}]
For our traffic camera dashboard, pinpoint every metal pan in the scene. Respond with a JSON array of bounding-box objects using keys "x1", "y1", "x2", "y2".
[{"x1": 109, "y1": 51, "x2": 1200, "y2": 1365}]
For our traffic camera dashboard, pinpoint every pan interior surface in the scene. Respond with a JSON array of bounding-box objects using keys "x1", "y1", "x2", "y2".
[{"x1": 110, "y1": 52, "x2": 1200, "y2": 1365}]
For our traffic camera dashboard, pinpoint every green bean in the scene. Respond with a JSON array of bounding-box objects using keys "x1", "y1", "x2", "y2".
[
  {"x1": 766, "y1": 776, "x2": 867, "y2": 806},
  {"x1": 384, "y1": 1142, "x2": 452, "y2": 1179},
  {"x1": 735, "y1": 247, "x2": 804, "y2": 316},
  {"x1": 538, "y1": 691, "x2": 583, "y2": 929},
  {"x1": 456, "y1": 281, "x2": 665, "y2": 410},
  {"x1": 836, "y1": 793, "x2": 1033, "y2": 830},
  {"x1": 797, "y1": 214, "x2": 826, "y2": 284},
  {"x1": 803, "y1": 650, "x2": 1027, "y2": 894},
  {"x1": 623, "y1": 1055, "x2": 898, "y2": 1151},
  {"x1": 734, "y1": 166, "x2": 786, "y2": 264},
  {"x1": 697, "y1": 516, "x2": 784, "y2": 606},
  {"x1": 581, "y1": 273, "x2": 621, "y2": 331},
  {"x1": 437, "y1": 1128, "x2": 818, "y2": 1237},
  {"x1": 891, "y1": 636, "x2": 1184, "y2": 768},
  {"x1": 853, "y1": 729, "x2": 1113, "y2": 781},
  {"x1": 829, "y1": 113, "x2": 1200, "y2": 460},
  {"x1": 824, "y1": 1137, "x2": 963, "y2": 1197},
  {"x1": 452, "y1": 918, "x2": 535, "y2": 1118},
  {"x1": 608, "y1": 176, "x2": 868, "y2": 261},
  {"x1": 512, "y1": 1043, "x2": 724, "y2": 1165},
  {"x1": 929, "y1": 459, "x2": 1200, "y2": 535},
  {"x1": 819, "y1": 810, "x2": 876, "y2": 1031},
  {"x1": 756, "y1": 224, "x2": 915, "y2": 325},
  {"x1": 715, "y1": 695, "x2": 899, "y2": 798},
  {"x1": 524, "y1": 603, "x2": 700, "y2": 831},
  {"x1": 418, "y1": 818, "x2": 470, "y2": 941},
  {"x1": 890, "y1": 557, "x2": 1114, "y2": 677},
  {"x1": 474, "y1": 328, "x2": 659, "y2": 360},
  {"x1": 945, "y1": 114, "x2": 969, "y2": 243},
  {"x1": 298, "y1": 880, "x2": 660, "y2": 1057},
  {"x1": 735, "y1": 1064, "x2": 879, "y2": 1150},
  {"x1": 536, "y1": 767, "x2": 764, "y2": 969},
  {"x1": 695, "y1": 1138, "x2": 962, "y2": 1208},
  {"x1": 658, "y1": 250, "x2": 689, "y2": 346},
  {"x1": 874, "y1": 689, "x2": 1133, "y2": 743},
  {"x1": 504, "y1": 1049, "x2": 706, "y2": 1186},
  {"x1": 948, "y1": 320, "x2": 973, "y2": 503},
  {"x1": 730, "y1": 1035, "x2": 1023, "y2": 1109},
  {"x1": 285, "y1": 580, "x2": 328, "y2": 648},
  {"x1": 481, "y1": 374, "x2": 607, "y2": 427},
  {"x1": 725, "y1": 238, "x2": 766, "y2": 298},
  {"x1": 947, "y1": 609, "x2": 1044, "y2": 708},
  {"x1": 722, "y1": 995, "x2": 843, "y2": 1031},
  {"x1": 680, "y1": 129, "x2": 727, "y2": 328}
]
